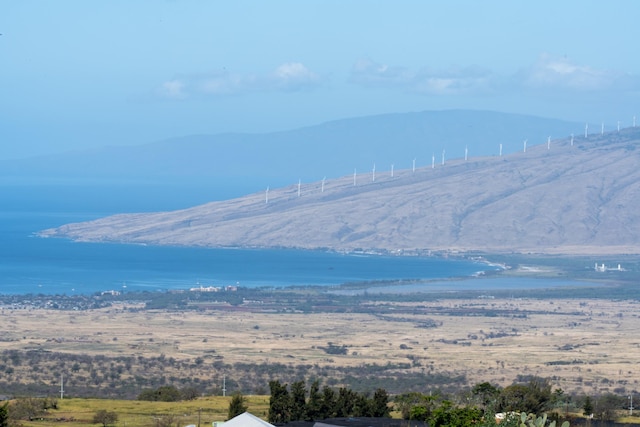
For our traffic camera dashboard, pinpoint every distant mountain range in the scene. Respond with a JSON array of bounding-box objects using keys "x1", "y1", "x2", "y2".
[
  {"x1": 3, "y1": 110, "x2": 581, "y2": 192},
  {"x1": 40, "y1": 126, "x2": 640, "y2": 255}
]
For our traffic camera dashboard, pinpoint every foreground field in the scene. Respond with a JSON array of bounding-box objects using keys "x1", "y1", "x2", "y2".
[
  {"x1": 2, "y1": 296, "x2": 640, "y2": 398},
  {"x1": 15, "y1": 395, "x2": 269, "y2": 427}
]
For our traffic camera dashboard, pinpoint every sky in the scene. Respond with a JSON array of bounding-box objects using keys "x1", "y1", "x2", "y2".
[{"x1": 1, "y1": 1, "x2": 639, "y2": 160}]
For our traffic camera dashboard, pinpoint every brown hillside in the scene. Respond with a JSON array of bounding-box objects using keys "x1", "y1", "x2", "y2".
[{"x1": 40, "y1": 128, "x2": 640, "y2": 255}]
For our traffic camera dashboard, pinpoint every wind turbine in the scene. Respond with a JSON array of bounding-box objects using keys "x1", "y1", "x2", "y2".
[
  {"x1": 391, "y1": 163, "x2": 394, "y2": 178},
  {"x1": 618, "y1": 120, "x2": 621, "y2": 132},
  {"x1": 441, "y1": 149, "x2": 445, "y2": 166},
  {"x1": 571, "y1": 133, "x2": 574, "y2": 146},
  {"x1": 321, "y1": 176, "x2": 326, "y2": 193},
  {"x1": 547, "y1": 136, "x2": 551, "y2": 150},
  {"x1": 372, "y1": 163, "x2": 376, "y2": 182},
  {"x1": 585, "y1": 123, "x2": 588, "y2": 138},
  {"x1": 464, "y1": 145, "x2": 468, "y2": 161},
  {"x1": 297, "y1": 179, "x2": 301, "y2": 197},
  {"x1": 523, "y1": 139, "x2": 527, "y2": 153},
  {"x1": 601, "y1": 122, "x2": 604, "y2": 135},
  {"x1": 499, "y1": 143, "x2": 503, "y2": 157},
  {"x1": 432, "y1": 153, "x2": 435, "y2": 169},
  {"x1": 265, "y1": 186, "x2": 269, "y2": 204},
  {"x1": 353, "y1": 169, "x2": 357, "y2": 186},
  {"x1": 412, "y1": 158, "x2": 416, "y2": 173}
]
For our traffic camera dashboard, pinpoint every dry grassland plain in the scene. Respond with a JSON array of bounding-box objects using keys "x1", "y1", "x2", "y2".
[{"x1": 2, "y1": 297, "x2": 640, "y2": 396}]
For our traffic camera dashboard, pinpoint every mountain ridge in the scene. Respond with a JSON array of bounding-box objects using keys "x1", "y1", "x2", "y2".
[
  {"x1": 2, "y1": 110, "x2": 580, "y2": 189},
  {"x1": 40, "y1": 126, "x2": 640, "y2": 255}
]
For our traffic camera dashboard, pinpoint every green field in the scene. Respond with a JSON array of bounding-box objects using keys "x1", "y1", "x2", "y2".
[{"x1": 15, "y1": 396, "x2": 270, "y2": 427}]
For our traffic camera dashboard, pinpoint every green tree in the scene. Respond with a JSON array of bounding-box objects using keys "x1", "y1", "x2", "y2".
[
  {"x1": 370, "y1": 388, "x2": 390, "y2": 417},
  {"x1": 137, "y1": 389, "x2": 157, "y2": 401},
  {"x1": 429, "y1": 401, "x2": 483, "y2": 427},
  {"x1": 268, "y1": 380, "x2": 291, "y2": 423},
  {"x1": 583, "y1": 396, "x2": 593, "y2": 417},
  {"x1": 498, "y1": 377, "x2": 552, "y2": 415},
  {"x1": 319, "y1": 386, "x2": 336, "y2": 419},
  {"x1": 354, "y1": 393, "x2": 372, "y2": 417},
  {"x1": 10, "y1": 397, "x2": 45, "y2": 421},
  {"x1": 290, "y1": 380, "x2": 307, "y2": 421},
  {"x1": 594, "y1": 393, "x2": 625, "y2": 421},
  {"x1": 0, "y1": 403, "x2": 8, "y2": 427},
  {"x1": 137, "y1": 385, "x2": 182, "y2": 402},
  {"x1": 395, "y1": 392, "x2": 437, "y2": 421},
  {"x1": 306, "y1": 380, "x2": 322, "y2": 420},
  {"x1": 335, "y1": 387, "x2": 357, "y2": 417},
  {"x1": 155, "y1": 385, "x2": 181, "y2": 402},
  {"x1": 93, "y1": 409, "x2": 118, "y2": 427},
  {"x1": 180, "y1": 386, "x2": 200, "y2": 401},
  {"x1": 395, "y1": 392, "x2": 427, "y2": 420},
  {"x1": 227, "y1": 391, "x2": 248, "y2": 420},
  {"x1": 473, "y1": 382, "x2": 501, "y2": 409}
]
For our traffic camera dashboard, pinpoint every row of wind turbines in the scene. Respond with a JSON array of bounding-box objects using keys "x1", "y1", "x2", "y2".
[{"x1": 264, "y1": 116, "x2": 637, "y2": 204}]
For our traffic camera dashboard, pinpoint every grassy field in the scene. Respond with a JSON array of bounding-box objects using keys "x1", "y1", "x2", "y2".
[
  {"x1": 15, "y1": 395, "x2": 269, "y2": 427},
  {"x1": 2, "y1": 296, "x2": 640, "y2": 398}
]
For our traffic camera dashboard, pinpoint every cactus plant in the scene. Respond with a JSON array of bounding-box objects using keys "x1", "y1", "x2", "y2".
[{"x1": 515, "y1": 412, "x2": 569, "y2": 427}]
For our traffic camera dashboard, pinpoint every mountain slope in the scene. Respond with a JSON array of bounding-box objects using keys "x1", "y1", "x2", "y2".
[
  {"x1": 40, "y1": 127, "x2": 640, "y2": 255},
  {"x1": 2, "y1": 110, "x2": 579, "y2": 188}
]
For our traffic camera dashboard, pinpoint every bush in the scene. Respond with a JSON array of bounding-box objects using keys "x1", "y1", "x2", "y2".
[{"x1": 93, "y1": 409, "x2": 118, "y2": 427}]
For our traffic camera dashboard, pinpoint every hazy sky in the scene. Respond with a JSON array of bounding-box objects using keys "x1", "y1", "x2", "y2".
[{"x1": 2, "y1": 1, "x2": 639, "y2": 159}]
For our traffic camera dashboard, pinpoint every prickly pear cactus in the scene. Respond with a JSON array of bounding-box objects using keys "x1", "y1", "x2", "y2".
[{"x1": 517, "y1": 412, "x2": 569, "y2": 427}]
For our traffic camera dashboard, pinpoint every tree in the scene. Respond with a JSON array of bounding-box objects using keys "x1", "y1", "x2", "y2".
[
  {"x1": 290, "y1": 380, "x2": 307, "y2": 421},
  {"x1": 306, "y1": 380, "x2": 322, "y2": 420},
  {"x1": 497, "y1": 377, "x2": 552, "y2": 415},
  {"x1": 181, "y1": 386, "x2": 200, "y2": 401},
  {"x1": 395, "y1": 392, "x2": 427, "y2": 420},
  {"x1": 370, "y1": 388, "x2": 390, "y2": 418},
  {"x1": 155, "y1": 385, "x2": 182, "y2": 402},
  {"x1": 335, "y1": 387, "x2": 357, "y2": 417},
  {"x1": 227, "y1": 391, "x2": 248, "y2": 420},
  {"x1": 268, "y1": 380, "x2": 291, "y2": 423},
  {"x1": 583, "y1": 396, "x2": 593, "y2": 417},
  {"x1": 0, "y1": 403, "x2": 8, "y2": 427},
  {"x1": 472, "y1": 382, "x2": 501, "y2": 409},
  {"x1": 594, "y1": 393, "x2": 625, "y2": 422},
  {"x1": 429, "y1": 401, "x2": 483, "y2": 427},
  {"x1": 354, "y1": 393, "x2": 372, "y2": 417},
  {"x1": 137, "y1": 385, "x2": 182, "y2": 402},
  {"x1": 10, "y1": 397, "x2": 45, "y2": 421},
  {"x1": 395, "y1": 392, "x2": 437, "y2": 421},
  {"x1": 93, "y1": 409, "x2": 118, "y2": 427},
  {"x1": 319, "y1": 386, "x2": 336, "y2": 419}
]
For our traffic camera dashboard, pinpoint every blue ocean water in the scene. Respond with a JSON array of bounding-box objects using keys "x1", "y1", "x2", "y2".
[{"x1": 0, "y1": 183, "x2": 490, "y2": 295}]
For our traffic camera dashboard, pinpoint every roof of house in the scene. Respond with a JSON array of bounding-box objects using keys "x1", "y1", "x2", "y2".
[
  {"x1": 224, "y1": 412, "x2": 276, "y2": 427},
  {"x1": 277, "y1": 417, "x2": 428, "y2": 427}
]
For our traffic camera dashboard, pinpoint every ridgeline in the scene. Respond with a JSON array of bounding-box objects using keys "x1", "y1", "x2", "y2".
[{"x1": 40, "y1": 127, "x2": 640, "y2": 255}]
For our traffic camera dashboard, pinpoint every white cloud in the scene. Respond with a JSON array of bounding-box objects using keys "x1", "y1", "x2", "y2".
[
  {"x1": 271, "y1": 62, "x2": 322, "y2": 91},
  {"x1": 348, "y1": 58, "x2": 495, "y2": 95},
  {"x1": 520, "y1": 54, "x2": 628, "y2": 91},
  {"x1": 348, "y1": 55, "x2": 640, "y2": 100},
  {"x1": 156, "y1": 63, "x2": 323, "y2": 99},
  {"x1": 198, "y1": 71, "x2": 255, "y2": 95},
  {"x1": 349, "y1": 58, "x2": 413, "y2": 86},
  {"x1": 158, "y1": 79, "x2": 187, "y2": 99}
]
